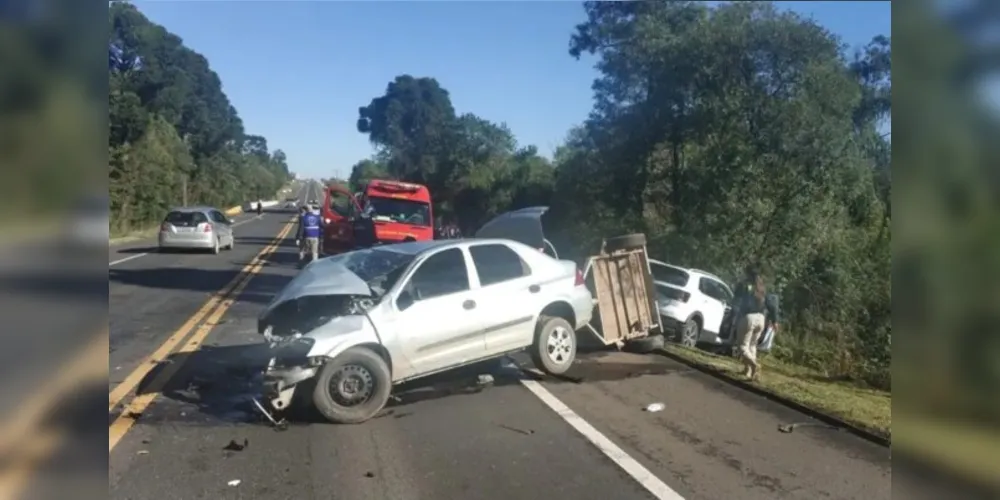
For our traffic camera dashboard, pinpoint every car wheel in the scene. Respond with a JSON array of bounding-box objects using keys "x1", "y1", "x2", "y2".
[
  {"x1": 678, "y1": 318, "x2": 699, "y2": 347},
  {"x1": 227, "y1": 235, "x2": 235, "y2": 250},
  {"x1": 530, "y1": 315, "x2": 577, "y2": 375},
  {"x1": 312, "y1": 347, "x2": 392, "y2": 424},
  {"x1": 211, "y1": 237, "x2": 220, "y2": 254}
]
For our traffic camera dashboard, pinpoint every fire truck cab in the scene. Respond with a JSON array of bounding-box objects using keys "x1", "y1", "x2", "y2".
[{"x1": 321, "y1": 179, "x2": 434, "y2": 254}]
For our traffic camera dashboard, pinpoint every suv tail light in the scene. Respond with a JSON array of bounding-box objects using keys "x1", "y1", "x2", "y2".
[
  {"x1": 575, "y1": 269, "x2": 585, "y2": 287},
  {"x1": 200, "y1": 223, "x2": 213, "y2": 233}
]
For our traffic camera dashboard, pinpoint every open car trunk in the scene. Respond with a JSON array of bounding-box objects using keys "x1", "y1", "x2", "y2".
[{"x1": 474, "y1": 206, "x2": 558, "y2": 258}]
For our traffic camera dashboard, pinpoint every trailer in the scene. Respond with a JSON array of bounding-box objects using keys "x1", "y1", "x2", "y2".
[{"x1": 475, "y1": 207, "x2": 663, "y2": 349}]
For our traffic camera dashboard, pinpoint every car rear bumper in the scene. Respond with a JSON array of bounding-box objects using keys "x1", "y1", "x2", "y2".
[
  {"x1": 159, "y1": 232, "x2": 215, "y2": 249},
  {"x1": 569, "y1": 286, "x2": 595, "y2": 330}
]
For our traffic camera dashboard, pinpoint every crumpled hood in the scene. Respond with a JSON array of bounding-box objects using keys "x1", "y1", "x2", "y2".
[
  {"x1": 261, "y1": 258, "x2": 372, "y2": 318},
  {"x1": 475, "y1": 206, "x2": 548, "y2": 249}
]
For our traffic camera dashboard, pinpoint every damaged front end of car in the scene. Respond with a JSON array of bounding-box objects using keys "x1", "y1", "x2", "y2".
[{"x1": 256, "y1": 258, "x2": 380, "y2": 413}]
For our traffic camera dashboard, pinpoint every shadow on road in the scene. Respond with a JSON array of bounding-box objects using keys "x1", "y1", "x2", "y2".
[{"x1": 124, "y1": 339, "x2": 697, "y2": 428}]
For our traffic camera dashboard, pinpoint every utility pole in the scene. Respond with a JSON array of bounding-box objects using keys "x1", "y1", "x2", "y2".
[{"x1": 181, "y1": 176, "x2": 188, "y2": 206}]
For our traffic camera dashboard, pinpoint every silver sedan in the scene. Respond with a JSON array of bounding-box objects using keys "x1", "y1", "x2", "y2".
[{"x1": 158, "y1": 206, "x2": 235, "y2": 254}]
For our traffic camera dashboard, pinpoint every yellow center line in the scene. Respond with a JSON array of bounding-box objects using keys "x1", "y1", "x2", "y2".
[
  {"x1": 108, "y1": 216, "x2": 296, "y2": 412},
  {"x1": 108, "y1": 221, "x2": 294, "y2": 452}
]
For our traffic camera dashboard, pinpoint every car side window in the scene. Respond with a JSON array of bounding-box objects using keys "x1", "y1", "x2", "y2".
[
  {"x1": 403, "y1": 248, "x2": 470, "y2": 302},
  {"x1": 469, "y1": 244, "x2": 531, "y2": 286},
  {"x1": 699, "y1": 278, "x2": 728, "y2": 303},
  {"x1": 211, "y1": 211, "x2": 228, "y2": 224}
]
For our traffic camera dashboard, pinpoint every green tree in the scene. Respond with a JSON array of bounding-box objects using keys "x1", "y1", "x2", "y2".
[{"x1": 108, "y1": 1, "x2": 291, "y2": 233}]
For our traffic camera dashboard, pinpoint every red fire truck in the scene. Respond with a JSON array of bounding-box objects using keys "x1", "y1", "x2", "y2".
[{"x1": 321, "y1": 179, "x2": 434, "y2": 254}]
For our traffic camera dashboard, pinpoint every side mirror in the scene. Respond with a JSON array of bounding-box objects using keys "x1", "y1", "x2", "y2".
[
  {"x1": 228, "y1": 218, "x2": 235, "y2": 224},
  {"x1": 396, "y1": 290, "x2": 415, "y2": 311}
]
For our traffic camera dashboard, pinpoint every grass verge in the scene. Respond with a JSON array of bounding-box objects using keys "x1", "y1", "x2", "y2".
[{"x1": 660, "y1": 344, "x2": 891, "y2": 437}]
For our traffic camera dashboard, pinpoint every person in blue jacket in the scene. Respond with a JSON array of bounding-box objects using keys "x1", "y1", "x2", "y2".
[{"x1": 296, "y1": 204, "x2": 323, "y2": 264}]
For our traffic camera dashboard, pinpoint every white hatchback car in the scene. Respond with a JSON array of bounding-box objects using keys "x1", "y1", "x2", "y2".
[{"x1": 258, "y1": 237, "x2": 593, "y2": 424}]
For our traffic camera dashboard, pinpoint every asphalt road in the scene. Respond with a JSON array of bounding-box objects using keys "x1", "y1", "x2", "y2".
[{"x1": 4, "y1": 178, "x2": 968, "y2": 499}]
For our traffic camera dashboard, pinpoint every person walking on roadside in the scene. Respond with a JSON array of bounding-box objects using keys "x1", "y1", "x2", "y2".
[
  {"x1": 296, "y1": 205, "x2": 322, "y2": 265},
  {"x1": 733, "y1": 265, "x2": 769, "y2": 381}
]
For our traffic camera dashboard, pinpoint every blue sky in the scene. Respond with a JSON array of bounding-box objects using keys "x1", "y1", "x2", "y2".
[{"x1": 136, "y1": 1, "x2": 891, "y2": 179}]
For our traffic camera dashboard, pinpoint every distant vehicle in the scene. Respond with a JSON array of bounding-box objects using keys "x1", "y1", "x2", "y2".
[
  {"x1": 650, "y1": 261, "x2": 774, "y2": 353},
  {"x1": 258, "y1": 224, "x2": 592, "y2": 424},
  {"x1": 283, "y1": 197, "x2": 298, "y2": 210},
  {"x1": 321, "y1": 180, "x2": 434, "y2": 254},
  {"x1": 158, "y1": 206, "x2": 235, "y2": 254}
]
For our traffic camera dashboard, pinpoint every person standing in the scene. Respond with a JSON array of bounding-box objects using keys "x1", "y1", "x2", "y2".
[
  {"x1": 296, "y1": 205, "x2": 322, "y2": 264},
  {"x1": 732, "y1": 265, "x2": 769, "y2": 381}
]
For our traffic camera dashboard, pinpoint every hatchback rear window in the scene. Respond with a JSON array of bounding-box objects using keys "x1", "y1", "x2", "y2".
[
  {"x1": 651, "y1": 264, "x2": 689, "y2": 287},
  {"x1": 164, "y1": 211, "x2": 208, "y2": 227}
]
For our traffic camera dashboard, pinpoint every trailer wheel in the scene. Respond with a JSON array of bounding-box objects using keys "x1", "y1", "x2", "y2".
[
  {"x1": 530, "y1": 315, "x2": 577, "y2": 375},
  {"x1": 604, "y1": 233, "x2": 647, "y2": 252}
]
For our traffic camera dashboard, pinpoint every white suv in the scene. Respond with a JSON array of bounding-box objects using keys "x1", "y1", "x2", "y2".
[
  {"x1": 650, "y1": 260, "x2": 776, "y2": 353},
  {"x1": 650, "y1": 260, "x2": 735, "y2": 347}
]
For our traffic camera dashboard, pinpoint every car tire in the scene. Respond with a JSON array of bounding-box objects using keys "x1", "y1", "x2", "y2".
[
  {"x1": 604, "y1": 233, "x2": 647, "y2": 252},
  {"x1": 227, "y1": 236, "x2": 235, "y2": 250},
  {"x1": 211, "y1": 237, "x2": 220, "y2": 254},
  {"x1": 678, "y1": 318, "x2": 700, "y2": 347},
  {"x1": 312, "y1": 347, "x2": 392, "y2": 425},
  {"x1": 530, "y1": 315, "x2": 577, "y2": 375}
]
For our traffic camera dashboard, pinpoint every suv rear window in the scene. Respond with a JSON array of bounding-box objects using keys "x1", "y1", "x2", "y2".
[
  {"x1": 164, "y1": 211, "x2": 208, "y2": 227},
  {"x1": 651, "y1": 264, "x2": 689, "y2": 287}
]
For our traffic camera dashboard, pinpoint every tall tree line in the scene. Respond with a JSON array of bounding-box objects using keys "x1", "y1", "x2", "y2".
[
  {"x1": 108, "y1": 2, "x2": 291, "y2": 233},
  {"x1": 349, "y1": 3, "x2": 893, "y2": 393}
]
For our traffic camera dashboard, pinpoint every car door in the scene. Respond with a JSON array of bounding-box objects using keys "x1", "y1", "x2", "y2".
[
  {"x1": 210, "y1": 210, "x2": 233, "y2": 245},
  {"x1": 467, "y1": 243, "x2": 537, "y2": 355},
  {"x1": 697, "y1": 277, "x2": 730, "y2": 334},
  {"x1": 322, "y1": 184, "x2": 361, "y2": 251},
  {"x1": 391, "y1": 247, "x2": 487, "y2": 375}
]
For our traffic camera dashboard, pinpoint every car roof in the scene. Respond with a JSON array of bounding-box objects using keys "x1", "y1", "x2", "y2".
[
  {"x1": 372, "y1": 240, "x2": 455, "y2": 255},
  {"x1": 168, "y1": 206, "x2": 216, "y2": 213},
  {"x1": 372, "y1": 238, "x2": 529, "y2": 257},
  {"x1": 649, "y1": 260, "x2": 729, "y2": 287}
]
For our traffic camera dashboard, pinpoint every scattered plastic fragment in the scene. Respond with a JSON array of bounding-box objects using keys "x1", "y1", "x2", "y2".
[
  {"x1": 223, "y1": 439, "x2": 248, "y2": 451},
  {"x1": 137, "y1": 450, "x2": 149, "y2": 455},
  {"x1": 477, "y1": 374, "x2": 494, "y2": 385},
  {"x1": 227, "y1": 479, "x2": 241, "y2": 487},
  {"x1": 643, "y1": 402, "x2": 665, "y2": 412}
]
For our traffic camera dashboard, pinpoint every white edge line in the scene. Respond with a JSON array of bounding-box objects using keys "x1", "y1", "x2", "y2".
[
  {"x1": 107, "y1": 213, "x2": 267, "y2": 268},
  {"x1": 518, "y1": 379, "x2": 687, "y2": 500}
]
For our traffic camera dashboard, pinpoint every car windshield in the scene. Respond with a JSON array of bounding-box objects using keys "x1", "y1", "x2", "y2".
[
  {"x1": 651, "y1": 264, "x2": 689, "y2": 287},
  {"x1": 365, "y1": 196, "x2": 431, "y2": 226},
  {"x1": 323, "y1": 247, "x2": 417, "y2": 297}
]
